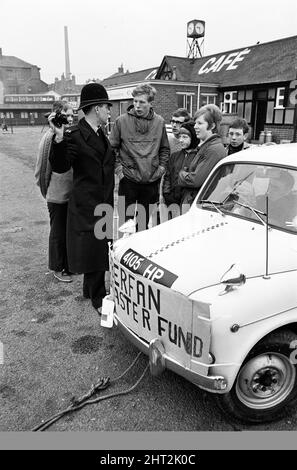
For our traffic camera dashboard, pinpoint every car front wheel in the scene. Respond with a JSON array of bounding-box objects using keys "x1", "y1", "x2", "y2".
[{"x1": 216, "y1": 329, "x2": 297, "y2": 423}]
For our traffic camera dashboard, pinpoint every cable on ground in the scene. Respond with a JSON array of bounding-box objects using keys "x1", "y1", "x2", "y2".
[{"x1": 32, "y1": 352, "x2": 148, "y2": 432}]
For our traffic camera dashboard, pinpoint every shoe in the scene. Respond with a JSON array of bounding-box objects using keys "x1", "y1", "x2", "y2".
[
  {"x1": 92, "y1": 304, "x2": 102, "y2": 316},
  {"x1": 74, "y1": 295, "x2": 89, "y2": 302},
  {"x1": 54, "y1": 270, "x2": 73, "y2": 283}
]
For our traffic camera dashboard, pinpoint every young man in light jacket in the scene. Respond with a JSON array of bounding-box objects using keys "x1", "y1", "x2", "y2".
[{"x1": 109, "y1": 83, "x2": 170, "y2": 230}]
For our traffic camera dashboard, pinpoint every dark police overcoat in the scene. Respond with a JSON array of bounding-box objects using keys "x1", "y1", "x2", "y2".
[{"x1": 49, "y1": 118, "x2": 114, "y2": 273}]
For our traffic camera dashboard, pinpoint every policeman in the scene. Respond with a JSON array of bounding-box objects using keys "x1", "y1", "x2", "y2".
[{"x1": 49, "y1": 83, "x2": 114, "y2": 314}]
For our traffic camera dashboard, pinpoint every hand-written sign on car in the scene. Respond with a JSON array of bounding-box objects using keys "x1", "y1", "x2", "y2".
[
  {"x1": 120, "y1": 249, "x2": 178, "y2": 288},
  {"x1": 112, "y1": 260, "x2": 205, "y2": 361}
]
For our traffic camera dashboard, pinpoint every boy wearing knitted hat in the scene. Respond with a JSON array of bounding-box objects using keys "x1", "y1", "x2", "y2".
[{"x1": 163, "y1": 121, "x2": 199, "y2": 212}]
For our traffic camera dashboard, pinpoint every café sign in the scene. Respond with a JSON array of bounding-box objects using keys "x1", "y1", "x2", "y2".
[{"x1": 198, "y1": 48, "x2": 251, "y2": 75}]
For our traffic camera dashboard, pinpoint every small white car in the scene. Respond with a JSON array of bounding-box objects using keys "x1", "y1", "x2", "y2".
[{"x1": 108, "y1": 143, "x2": 297, "y2": 423}]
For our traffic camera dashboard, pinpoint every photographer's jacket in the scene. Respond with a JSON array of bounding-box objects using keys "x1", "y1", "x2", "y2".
[{"x1": 49, "y1": 118, "x2": 114, "y2": 273}]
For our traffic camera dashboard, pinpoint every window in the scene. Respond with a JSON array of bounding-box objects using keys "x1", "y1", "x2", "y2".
[
  {"x1": 236, "y1": 89, "x2": 253, "y2": 123},
  {"x1": 6, "y1": 69, "x2": 14, "y2": 80},
  {"x1": 244, "y1": 102, "x2": 252, "y2": 122},
  {"x1": 274, "y1": 109, "x2": 284, "y2": 124},
  {"x1": 119, "y1": 100, "x2": 132, "y2": 115},
  {"x1": 275, "y1": 87, "x2": 285, "y2": 108},
  {"x1": 33, "y1": 112, "x2": 38, "y2": 119},
  {"x1": 237, "y1": 90, "x2": 245, "y2": 100},
  {"x1": 16, "y1": 69, "x2": 24, "y2": 80},
  {"x1": 6, "y1": 112, "x2": 14, "y2": 118},
  {"x1": 268, "y1": 88, "x2": 276, "y2": 100},
  {"x1": 266, "y1": 101, "x2": 274, "y2": 124},
  {"x1": 285, "y1": 109, "x2": 294, "y2": 124},
  {"x1": 222, "y1": 91, "x2": 237, "y2": 114},
  {"x1": 201, "y1": 94, "x2": 217, "y2": 106},
  {"x1": 8, "y1": 87, "x2": 17, "y2": 94},
  {"x1": 237, "y1": 102, "x2": 244, "y2": 117},
  {"x1": 176, "y1": 93, "x2": 194, "y2": 115},
  {"x1": 21, "y1": 112, "x2": 29, "y2": 119},
  {"x1": 266, "y1": 86, "x2": 293, "y2": 125},
  {"x1": 160, "y1": 64, "x2": 173, "y2": 80}
]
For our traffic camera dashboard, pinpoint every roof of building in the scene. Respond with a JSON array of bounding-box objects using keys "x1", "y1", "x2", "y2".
[
  {"x1": 101, "y1": 67, "x2": 158, "y2": 87},
  {"x1": 102, "y1": 35, "x2": 297, "y2": 90},
  {"x1": 0, "y1": 55, "x2": 37, "y2": 69},
  {"x1": 159, "y1": 35, "x2": 297, "y2": 87}
]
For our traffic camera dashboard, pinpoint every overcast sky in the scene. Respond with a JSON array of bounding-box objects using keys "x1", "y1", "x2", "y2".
[{"x1": 1, "y1": 0, "x2": 296, "y2": 84}]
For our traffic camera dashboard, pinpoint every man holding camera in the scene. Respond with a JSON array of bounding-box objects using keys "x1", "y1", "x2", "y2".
[{"x1": 49, "y1": 83, "x2": 115, "y2": 315}]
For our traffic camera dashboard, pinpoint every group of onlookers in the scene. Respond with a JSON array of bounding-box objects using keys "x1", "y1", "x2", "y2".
[{"x1": 35, "y1": 82, "x2": 252, "y2": 315}]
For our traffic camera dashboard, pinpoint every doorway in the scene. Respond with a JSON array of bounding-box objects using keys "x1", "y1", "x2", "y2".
[{"x1": 253, "y1": 90, "x2": 268, "y2": 140}]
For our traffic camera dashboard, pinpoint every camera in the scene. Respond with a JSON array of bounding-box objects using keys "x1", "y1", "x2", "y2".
[{"x1": 52, "y1": 112, "x2": 69, "y2": 128}]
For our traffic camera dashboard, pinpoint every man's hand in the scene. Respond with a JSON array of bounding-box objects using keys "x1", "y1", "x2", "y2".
[
  {"x1": 179, "y1": 170, "x2": 188, "y2": 179},
  {"x1": 48, "y1": 112, "x2": 64, "y2": 142}
]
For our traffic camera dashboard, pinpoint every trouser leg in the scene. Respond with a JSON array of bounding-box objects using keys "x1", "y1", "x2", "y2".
[
  {"x1": 138, "y1": 180, "x2": 160, "y2": 228},
  {"x1": 83, "y1": 275, "x2": 90, "y2": 298},
  {"x1": 83, "y1": 271, "x2": 106, "y2": 309},
  {"x1": 118, "y1": 177, "x2": 138, "y2": 223},
  {"x1": 118, "y1": 178, "x2": 160, "y2": 229},
  {"x1": 47, "y1": 202, "x2": 69, "y2": 272}
]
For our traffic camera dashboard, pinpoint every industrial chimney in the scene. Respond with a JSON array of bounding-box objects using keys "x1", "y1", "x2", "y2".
[{"x1": 64, "y1": 26, "x2": 71, "y2": 80}]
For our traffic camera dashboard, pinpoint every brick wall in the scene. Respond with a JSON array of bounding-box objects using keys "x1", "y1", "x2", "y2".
[
  {"x1": 264, "y1": 125, "x2": 294, "y2": 143},
  {"x1": 153, "y1": 84, "x2": 198, "y2": 123}
]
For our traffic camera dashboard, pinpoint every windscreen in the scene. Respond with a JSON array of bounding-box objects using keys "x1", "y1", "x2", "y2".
[{"x1": 198, "y1": 163, "x2": 297, "y2": 233}]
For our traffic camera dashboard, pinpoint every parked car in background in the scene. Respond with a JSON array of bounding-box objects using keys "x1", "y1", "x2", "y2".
[{"x1": 107, "y1": 143, "x2": 297, "y2": 423}]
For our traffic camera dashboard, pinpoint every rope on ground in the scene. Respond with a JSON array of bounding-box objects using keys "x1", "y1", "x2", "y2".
[{"x1": 31, "y1": 352, "x2": 148, "y2": 432}]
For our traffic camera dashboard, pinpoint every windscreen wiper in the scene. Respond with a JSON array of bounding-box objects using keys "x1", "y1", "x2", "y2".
[
  {"x1": 226, "y1": 199, "x2": 268, "y2": 227},
  {"x1": 198, "y1": 199, "x2": 225, "y2": 216},
  {"x1": 221, "y1": 171, "x2": 254, "y2": 206}
]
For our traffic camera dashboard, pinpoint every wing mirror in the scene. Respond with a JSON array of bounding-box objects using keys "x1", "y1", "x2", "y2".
[{"x1": 220, "y1": 264, "x2": 246, "y2": 295}]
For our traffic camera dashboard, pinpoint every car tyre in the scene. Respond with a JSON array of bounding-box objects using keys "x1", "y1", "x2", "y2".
[{"x1": 216, "y1": 329, "x2": 297, "y2": 423}]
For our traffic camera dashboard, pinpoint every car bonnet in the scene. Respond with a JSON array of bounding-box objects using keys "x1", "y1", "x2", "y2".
[{"x1": 112, "y1": 209, "x2": 297, "y2": 297}]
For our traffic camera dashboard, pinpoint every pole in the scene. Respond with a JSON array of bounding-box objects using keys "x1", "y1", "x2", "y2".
[
  {"x1": 293, "y1": 92, "x2": 297, "y2": 143},
  {"x1": 64, "y1": 26, "x2": 71, "y2": 80},
  {"x1": 265, "y1": 195, "x2": 269, "y2": 277},
  {"x1": 290, "y1": 67, "x2": 297, "y2": 143}
]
